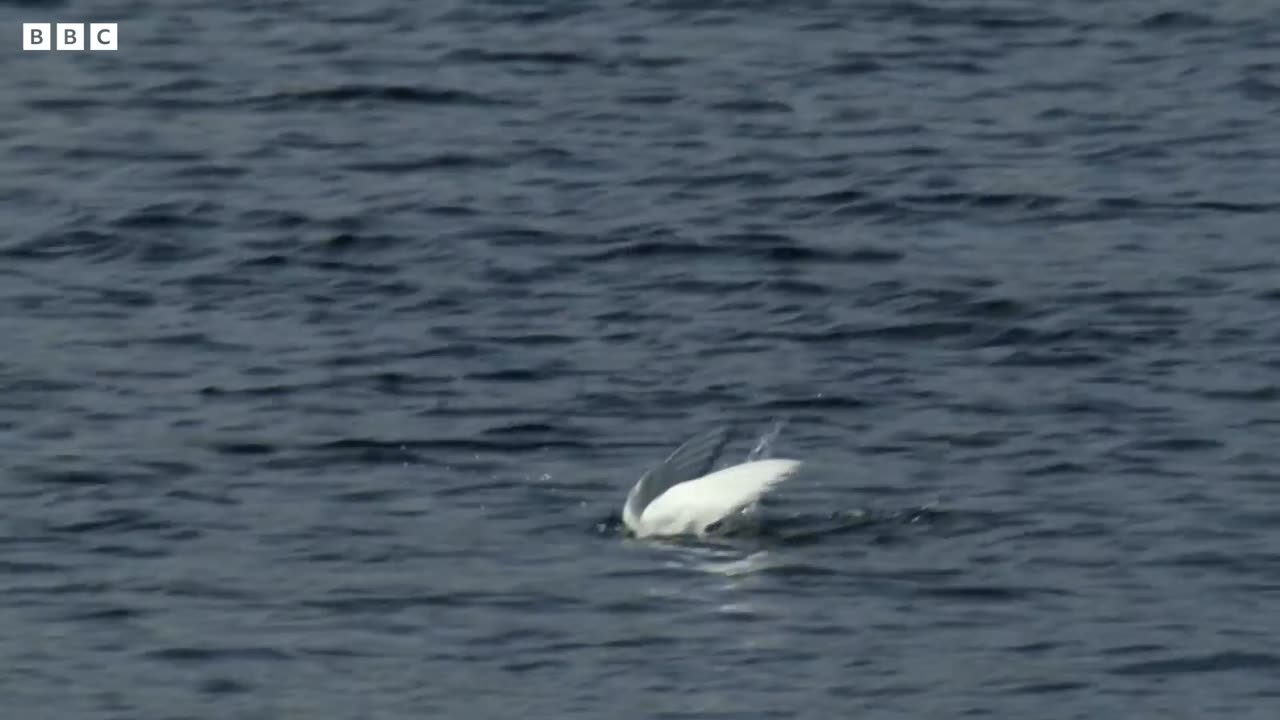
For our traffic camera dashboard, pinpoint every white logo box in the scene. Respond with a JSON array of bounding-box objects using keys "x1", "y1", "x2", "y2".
[{"x1": 23, "y1": 23, "x2": 117, "y2": 51}]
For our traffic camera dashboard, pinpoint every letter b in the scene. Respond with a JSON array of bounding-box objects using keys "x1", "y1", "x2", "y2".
[
  {"x1": 57, "y1": 23, "x2": 84, "y2": 51},
  {"x1": 23, "y1": 23, "x2": 51, "y2": 51}
]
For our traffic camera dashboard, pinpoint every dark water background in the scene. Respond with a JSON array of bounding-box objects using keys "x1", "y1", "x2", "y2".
[{"x1": 4, "y1": 1, "x2": 1280, "y2": 717}]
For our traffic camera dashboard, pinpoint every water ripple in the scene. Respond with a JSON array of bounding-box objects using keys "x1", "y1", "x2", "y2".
[{"x1": 4, "y1": 0, "x2": 1280, "y2": 717}]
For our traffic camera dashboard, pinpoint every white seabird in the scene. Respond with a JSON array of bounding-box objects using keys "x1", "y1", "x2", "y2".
[{"x1": 622, "y1": 426, "x2": 802, "y2": 538}]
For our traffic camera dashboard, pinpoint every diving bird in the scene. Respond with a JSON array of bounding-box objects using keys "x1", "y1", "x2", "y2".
[{"x1": 622, "y1": 426, "x2": 802, "y2": 538}]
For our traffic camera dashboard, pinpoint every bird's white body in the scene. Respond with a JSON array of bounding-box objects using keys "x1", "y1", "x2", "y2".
[{"x1": 624, "y1": 458, "x2": 802, "y2": 538}]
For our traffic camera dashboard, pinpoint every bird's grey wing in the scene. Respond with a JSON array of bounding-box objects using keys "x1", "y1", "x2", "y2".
[{"x1": 625, "y1": 425, "x2": 734, "y2": 519}]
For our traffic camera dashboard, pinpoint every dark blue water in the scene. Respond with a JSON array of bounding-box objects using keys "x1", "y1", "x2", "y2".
[{"x1": 4, "y1": 1, "x2": 1280, "y2": 717}]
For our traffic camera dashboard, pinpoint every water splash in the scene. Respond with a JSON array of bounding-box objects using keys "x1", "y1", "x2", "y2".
[{"x1": 746, "y1": 418, "x2": 788, "y2": 462}]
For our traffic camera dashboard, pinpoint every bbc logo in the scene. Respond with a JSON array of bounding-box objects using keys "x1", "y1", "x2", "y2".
[{"x1": 23, "y1": 23, "x2": 117, "y2": 51}]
